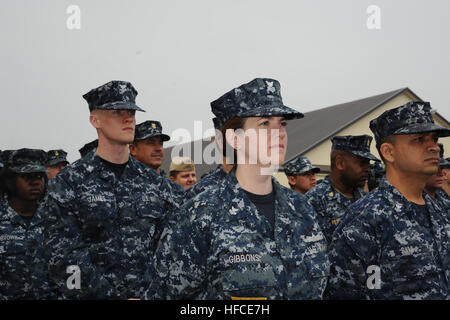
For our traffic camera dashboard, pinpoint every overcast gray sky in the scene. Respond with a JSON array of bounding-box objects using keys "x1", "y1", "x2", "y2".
[{"x1": 1, "y1": 0, "x2": 449, "y2": 162}]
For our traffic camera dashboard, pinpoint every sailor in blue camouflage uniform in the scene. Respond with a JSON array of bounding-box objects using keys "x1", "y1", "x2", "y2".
[
  {"x1": 45, "y1": 149, "x2": 70, "y2": 179},
  {"x1": 130, "y1": 120, "x2": 171, "y2": 177},
  {"x1": 184, "y1": 117, "x2": 232, "y2": 200},
  {"x1": 430, "y1": 143, "x2": 450, "y2": 210},
  {"x1": 146, "y1": 78, "x2": 329, "y2": 300},
  {"x1": 368, "y1": 161, "x2": 385, "y2": 191},
  {"x1": 442, "y1": 157, "x2": 450, "y2": 196},
  {"x1": 43, "y1": 80, "x2": 183, "y2": 299},
  {"x1": 306, "y1": 135, "x2": 379, "y2": 244},
  {"x1": 436, "y1": 156, "x2": 450, "y2": 210},
  {"x1": 283, "y1": 156, "x2": 320, "y2": 195},
  {"x1": 326, "y1": 101, "x2": 450, "y2": 299},
  {"x1": 0, "y1": 148, "x2": 52, "y2": 299}
]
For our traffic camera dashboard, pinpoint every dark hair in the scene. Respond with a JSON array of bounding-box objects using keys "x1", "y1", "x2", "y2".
[
  {"x1": 169, "y1": 170, "x2": 179, "y2": 178},
  {"x1": 219, "y1": 117, "x2": 246, "y2": 164}
]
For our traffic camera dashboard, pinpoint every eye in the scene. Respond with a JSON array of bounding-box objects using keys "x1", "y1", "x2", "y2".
[
  {"x1": 281, "y1": 121, "x2": 288, "y2": 127},
  {"x1": 259, "y1": 120, "x2": 269, "y2": 126},
  {"x1": 415, "y1": 136, "x2": 425, "y2": 142}
]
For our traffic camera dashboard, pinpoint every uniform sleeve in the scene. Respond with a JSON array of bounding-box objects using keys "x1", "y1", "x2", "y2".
[
  {"x1": 145, "y1": 202, "x2": 211, "y2": 300},
  {"x1": 325, "y1": 209, "x2": 378, "y2": 300},
  {"x1": 43, "y1": 194, "x2": 122, "y2": 299}
]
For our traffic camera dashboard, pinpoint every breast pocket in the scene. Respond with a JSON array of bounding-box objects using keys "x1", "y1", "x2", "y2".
[
  {"x1": 0, "y1": 239, "x2": 27, "y2": 280},
  {"x1": 221, "y1": 266, "x2": 277, "y2": 300},
  {"x1": 293, "y1": 237, "x2": 330, "y2": 299},
  {"x1": 389, "y1": 250, "x2": 441, "y2": 298}
]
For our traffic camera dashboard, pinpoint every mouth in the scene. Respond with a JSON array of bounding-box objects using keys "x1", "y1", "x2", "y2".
[
  {"x1": 425, "y1": 158, "x2": 440, "y2": 164},
  {"x1": 123, "y1": 127, "x2": 134, "y2": 132}
]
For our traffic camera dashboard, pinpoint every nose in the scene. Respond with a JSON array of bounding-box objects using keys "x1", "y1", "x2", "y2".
[
  {"x1": 29, "y1": 177, "x2": 43, "y2": 187},
  {"x1": 124, "y1": 111, "x2": 135, "y2": 123},
  {"x1": 428, "y1": 137, "x2": 440, "y2": 154}
]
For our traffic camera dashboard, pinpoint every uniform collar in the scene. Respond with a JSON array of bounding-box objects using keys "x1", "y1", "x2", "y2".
[
  {"x1": 322, "y1": 175, "x2": 365, "y2": 202},
  {"x1": 0, "y1": 197, "x2": 44, "y2": 227},
  {"x1": 218, "y1": 167, "x2": 286, "y2": 221},
  {"x1": 377, "y1": 177, "x2": 440, "y2": 218},
  {"x1": 83, "y1": 150, "x2": 141, "y2": 181}
]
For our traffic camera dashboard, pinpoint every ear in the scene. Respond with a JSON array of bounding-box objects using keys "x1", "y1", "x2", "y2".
[
  {"x1": 287, "y1": 176, "x2": 297, "y2": 185},
  {"x1": 169, "y1": 176, "x2": 175, "y2": 182},
  {"x1": 89, "y1": 111, "x2": 101, "y2": 129},
  {"x1": 129, "y1": 143, "x2": 137, "y2": 157},
  {"x1": 335, "y1": 154, "x2": 346, "y2": 171},
  {"x1": 380, "y1": 142, "x2": 395, "y2": 164}
]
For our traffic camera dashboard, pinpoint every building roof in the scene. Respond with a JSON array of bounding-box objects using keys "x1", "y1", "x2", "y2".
[
  {"x1": 162, "y1": 87, "x2": 423, "y2": 177},
  {"x1": 283, "y1": 87, "x2": 421, "y2": 163}
]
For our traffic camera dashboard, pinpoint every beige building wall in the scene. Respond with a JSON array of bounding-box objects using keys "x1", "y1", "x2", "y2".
[
  {"x1": 273, "y1": 90, "x2": 450, "y2": 187},
  {"x1": 303, "y1": 91, "x2": 419, "y2": 167}
]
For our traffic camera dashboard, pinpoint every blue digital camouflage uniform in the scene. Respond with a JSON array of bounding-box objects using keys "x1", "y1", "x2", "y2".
[
  {"x1": 326, "y1": 101, "x2": 450, "y2": 299},
  {"x1": 433, "y1": 144, "x2": 450, "y2": 211},
  {"x1": 0, "y1": 197, "x2": 51, "y2": 300},
  {"x1": 305, "y1": 135, "x2": 377, "y2": 243},
  {"x1": 146, "y1": 169, "x2": 330, "y2": 300},
  {"x1": 0, "y1": 148, "x2": 51, "y2": 299},
  {"x1": 184, "y1": 165, "x2": 228, "y2": 201},
  {"x1": 43, "y1": 80, "x2": 183, "y2": 299},
  {"x1": 435, "y1": 189, "x2": 450, "y2": 211},
  {"x1": 326, "y1": 178, "x2": 450, "y2": 299},
  {"x1": 306, "y1": 176, "x2": 366, "y2": 244},
  {"x1": 44, "y1": 150, "x2": 184, "y2": 299},
  {"x1": 146, "y1": 78, "x2": 328, "y2": 300}
]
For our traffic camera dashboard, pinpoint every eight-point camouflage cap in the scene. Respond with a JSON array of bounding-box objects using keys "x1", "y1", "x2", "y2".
[
  {"x1": 0, "y1": 150, "x2": 3, "y2": 168},
  {"x1": 3, "y1": 148, "x2": 47, "y2": 174},
  {"x1": 82, "y1": 80, "x2": 146, "y2": 112},
  {"x1": 369, "y1": 101, "x2": 450, "y2": 147},
  {"x1": 331, "y1": 135, "x2": 379, "y2": 161},
  {"x1": 169, "y1": 157, "x2": 196, "y2": 172},
  {"x1": 134, "y1": 120, "x2": 170, "y2": 142},
  {"x1": 210, "y1": 78, "x2": 304, "y2": 126},
  {"x1": 78, "y1": 139, "x2": 98, "y2": 157},
  {"x1": 46, "y1": 149, "x2": 69, "y2": 166},
  {"x1": 284, "y1": 156, "x2": 320, "y2": 176}
]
